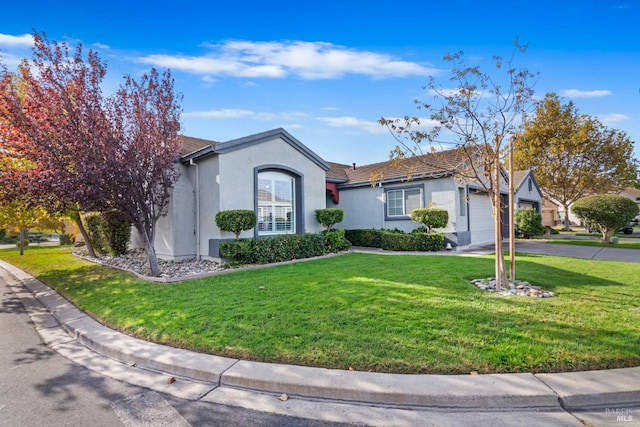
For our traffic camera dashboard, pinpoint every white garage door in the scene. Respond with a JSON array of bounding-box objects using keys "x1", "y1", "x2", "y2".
[{"x1": 469, "y1": 194, "x2": 496, "y2": 245}]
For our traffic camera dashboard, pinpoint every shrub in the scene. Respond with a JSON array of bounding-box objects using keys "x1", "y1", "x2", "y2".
[
  {"x1": 344, "y1": 229, "x2": 444, "y2": 252},
  {"x1": 572, "y1": 194, "x2": 639, "y2": 243},
  {"x1": 515, "y1": 208, "x2": 544, "y2": 239},
  {"x1": 410, "y1": 208, "x2": 448, "y2": 233},
  {"x1": 59, "y1": 234, "x2": 73, "y2": 245},
  {"x1": 215, "y1": 210, "x2": 257, "y2": 240},
  {"x1": 344, "y1": 229, "x2": 383, "y2": 248},
  {"x1": 101, "y1": 212, "x2": 130, "y2": 256},
  {"x1": 220, "y1": 234, "x2": 326, "y2": 265},
  {"x1": 322, "y1": 229, "x2": 351, "y2": 253},
  {"x1": 315, "y1": 208, "x2": 344, "y2": 231},
  {"x1": 15, "y1": 239, "x2": 29, "y2": 247},
  {"x1": 85, "y1": 214, "x2": 109, "y2": 255},
  {"x1": 381, "y1": 231, "x2": 444, "y2": 251}
]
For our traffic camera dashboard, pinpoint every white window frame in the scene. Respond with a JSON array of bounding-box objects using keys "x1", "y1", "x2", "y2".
[
  {"x1": 257, "y1": 171, "x2": 295, "y2": 235},
  {"x1": 386, "y1": 187, "x2": 423, "y2": 218}
]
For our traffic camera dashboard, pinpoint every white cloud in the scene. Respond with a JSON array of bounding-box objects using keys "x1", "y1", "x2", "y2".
[
  {"x1": 0, "y1": 33, "x2": 33, "y2": 47},
  {"x1": 138, "y1": 40, "x2": 434, "y2": 80},
  {"x1": 183, "y1": 108, "x2": 254, "y2": 119},
  {"x1": 317, "y1": 116, "x2": 390, "y2": 135},
  {"x1": 184, "y1": 108, "x2": 309, "y2": 122},
  {"x1": 561, "y1": 89, "x2": 612, "y2": 98},
  {"x1": 598, "y1": 113, "x2": 629, "y2": 124}
]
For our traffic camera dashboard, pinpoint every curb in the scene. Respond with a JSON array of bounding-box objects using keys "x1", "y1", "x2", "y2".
[{"x1": 1, "y1": 259, "x2": 638, "y2": 411}]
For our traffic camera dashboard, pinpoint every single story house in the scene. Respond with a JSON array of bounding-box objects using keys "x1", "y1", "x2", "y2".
[
  {"x1": 326, "y1": 152, "x2": 542, "y2": 247},
  {"x1": 620, "y1": 187, "x2": 640, "y2": 223},
  {"x1": 143, "y1": 128, "x2": 542, "y2": 260},
  {"x1": 143, "y1": 128, "x2": 329, "y2": 260}
]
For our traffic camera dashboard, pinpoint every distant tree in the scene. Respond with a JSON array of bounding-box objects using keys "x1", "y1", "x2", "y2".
[
  {"x1": 0, "y1": 31, "x2": 115, "y2": 257},
  {"x1": 215, "y1": 210, "x2": 257, "y2": 240},
  {"x1": 410, "y1": 207, "x2": 448, "y2": 233},
  {"x1": 105, "y1": 69, "x2": 182, "y2": 276},
  {"x1": 315, "y1": 208, "x2": 344, "y2": 231},
  {"x1": 513, "y1": 93, "x2": 639, "y2": 230},
  {"x1": 571, "y1": 194, "x2": 639, "y2": 244},
  {"x1": 379, "y1": 41, "x2": 536, "y2": 290},
  {"x1": 0, "y1": 200, "x2": 57, "y2": 255}
]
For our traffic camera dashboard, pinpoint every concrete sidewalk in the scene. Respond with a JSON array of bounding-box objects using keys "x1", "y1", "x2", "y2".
[{"x1": 1, "y1": 258, "x2": 638, "y2": 426}]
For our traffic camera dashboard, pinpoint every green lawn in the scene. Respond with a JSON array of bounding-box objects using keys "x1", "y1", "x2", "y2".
[{"x1": 1, "y1": 246, "x2": 639, "y2": 374}]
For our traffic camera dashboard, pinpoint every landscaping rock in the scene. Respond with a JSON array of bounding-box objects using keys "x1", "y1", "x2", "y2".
[
  {"x1": 469, "y1": 277, "x2": 555, "y2": 298},
  {"x1": 74, "y1": 248, "x2": 223, "y2": 278}
]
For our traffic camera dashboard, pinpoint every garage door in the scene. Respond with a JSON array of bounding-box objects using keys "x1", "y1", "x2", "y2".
[{"x1": 469, "y1": 194, "x2": 495, "y2": 245}]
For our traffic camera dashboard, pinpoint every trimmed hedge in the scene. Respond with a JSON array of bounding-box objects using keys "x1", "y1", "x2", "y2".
[
  {"x1": 220, "y1": 233, "x2": 326, "y2": 265},
  {"x1": 220, "y1": 230, "x2": 352, "y2": 265},
  {"x1": 322, "y1": 229, "x2": 351, "y2": 253},
  {"x1": 345, "y1": 229, "x2": 444, "y2": 252}
]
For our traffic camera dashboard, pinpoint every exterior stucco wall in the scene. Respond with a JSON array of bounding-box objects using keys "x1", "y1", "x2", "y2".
[
  {"x1": 332, "y1": 176, "x2": 466, "y2": 233},
  {"x1": 514, "y1": 175, "x2": 542, "y2": 210}
]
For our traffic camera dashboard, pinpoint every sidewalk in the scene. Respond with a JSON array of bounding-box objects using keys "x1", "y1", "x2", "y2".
[{"x1": 1, "y1": 257, "x2": 638, "y2": 426}]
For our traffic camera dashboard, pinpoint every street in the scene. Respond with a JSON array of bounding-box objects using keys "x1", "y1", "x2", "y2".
[{"x1": 0, "y1": 271, "x2": 347, "y2": 427}]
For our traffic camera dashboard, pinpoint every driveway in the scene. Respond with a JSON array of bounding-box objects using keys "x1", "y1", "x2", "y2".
[{"x1": 512, "y1": 240, "x2": 640, "y2": 263}]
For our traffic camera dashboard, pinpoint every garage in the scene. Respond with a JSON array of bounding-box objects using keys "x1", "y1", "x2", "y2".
[{"x1": 469, "y1": 193, "x2": 496, "y2": 245}]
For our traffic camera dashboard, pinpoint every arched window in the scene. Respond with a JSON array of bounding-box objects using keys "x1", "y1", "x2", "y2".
[{"x1": 257, "y1": 171, "x2": 295, "y2": 235}]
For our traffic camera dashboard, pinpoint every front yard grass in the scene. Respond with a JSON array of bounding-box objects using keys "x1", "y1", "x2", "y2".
[{"x1": 1, "y1": 246, "x2": 639, "y2": 374}]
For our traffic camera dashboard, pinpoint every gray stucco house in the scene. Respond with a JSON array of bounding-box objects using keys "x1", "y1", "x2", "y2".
[
  {"x1": 326, "y1": 152, "x2": 543, "y2": 247},
  {"x1": 145, "y1": 128, "x2": 542, "y2": 260},
  {"x1": 146, "y1": 128, "x2": 329, "y2": 260}
]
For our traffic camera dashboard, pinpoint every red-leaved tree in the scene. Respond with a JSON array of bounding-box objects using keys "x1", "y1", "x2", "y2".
[
  {"x1": 105, "y1": 69, "x2": 182, "y2": 276},
  {"x1": 0, "y1": 31, "x2": 115, "y2": 257}
]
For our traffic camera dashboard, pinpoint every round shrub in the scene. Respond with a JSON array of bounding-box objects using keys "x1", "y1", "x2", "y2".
[
  {"x1": 215, "y1": 210, "x2": 257, "y2": 240},
  {"x1": 315, "y1": 208, "x2": 344, "y2": 231},
  {"x1": 410, "y1": 208, "x2": 448, "y2": 233},
  {"x1": 515, "y1": 208, "x2": 544, "y2": 239}
]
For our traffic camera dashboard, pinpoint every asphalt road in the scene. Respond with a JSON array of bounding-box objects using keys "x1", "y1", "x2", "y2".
[{"x1": 0, "y1": 272, "x2": 348, "y2": 427}]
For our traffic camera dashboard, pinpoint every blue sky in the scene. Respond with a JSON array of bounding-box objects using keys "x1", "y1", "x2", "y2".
[{"x1": 1, "y1": 0, "x2": 638, "y2": 165}]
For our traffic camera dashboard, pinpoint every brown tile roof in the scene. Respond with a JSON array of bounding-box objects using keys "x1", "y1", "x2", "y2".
[
  {"x1": 328, "y1": 147, "x2": 477, "y2": 186},
  {"x1": 180, "y1": 135, "x2": 217, "y2": 156}
]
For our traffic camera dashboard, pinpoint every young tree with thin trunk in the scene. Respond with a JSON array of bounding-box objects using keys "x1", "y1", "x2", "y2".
[
  {"x1": 106, "y1": 69, "x2": 182, "y2": 276},
  {"x1": 513, "y1": 93, "x2": 639, "y2": 230},
  {"x1": 379, "y1": 42, "x2": 536, "y2": 291}
]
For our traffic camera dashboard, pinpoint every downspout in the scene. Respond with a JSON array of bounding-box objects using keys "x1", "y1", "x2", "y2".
[
  {"x1": 190, "y1": 159, "x2": 200, "y2": 259},
  {"x1": 380, "y1": 181, "x2": 385, "y2": 230}
]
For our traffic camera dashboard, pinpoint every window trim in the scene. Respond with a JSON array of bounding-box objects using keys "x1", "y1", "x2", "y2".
[
  {"x1": 384, "y1": 185, "x2": 424, "y2": 220},
  {"x1": 254, "y1": 165, "x2": 304, "y2": 237}
]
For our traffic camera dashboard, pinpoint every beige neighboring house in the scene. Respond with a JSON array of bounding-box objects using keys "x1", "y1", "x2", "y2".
[{"x1": 540, "y1": 196, "x2": 561, "y2": 227}]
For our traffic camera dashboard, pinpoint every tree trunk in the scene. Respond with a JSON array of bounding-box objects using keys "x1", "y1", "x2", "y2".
[
  {"x1": 563, "y1": 203, "x2": 571, "y2": 231},
  {"x1": 73, "y1": 212, "x2": 96, "y2": 258},
  {"x1": 19, "y1": 227, "x2": 26, "y2": 256},
  {"x1": 139, "y1": 224, "x2": 161, "y2": 276},
  {"x1": 493, "y1": 165, "x2": 507, "y2": 291}
]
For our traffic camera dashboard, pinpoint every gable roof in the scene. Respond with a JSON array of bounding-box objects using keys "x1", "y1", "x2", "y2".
[
  {"x1": 510, "y1": 169, "x2": 543, "y2": 198},
  {"x1": 179, "y1": 128, "x2": 330, "y2": 170},
  {"x1": 328, "y1": 147, "x2": 478, "y2": 187}
]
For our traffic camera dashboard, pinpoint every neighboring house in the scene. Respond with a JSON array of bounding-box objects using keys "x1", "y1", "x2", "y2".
[
  {"x1": 620, "y1": 187, "x2": 640, "y2": 223},
  {"x1": 540, "y1": 196, "x2": 561, "y2": 227},
  {"x1": 137, "y1": 128, "x2": 329, "y2": 260},
  {"x1": 326, "y1": 150, "x2": 542, "y2": 247}
]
